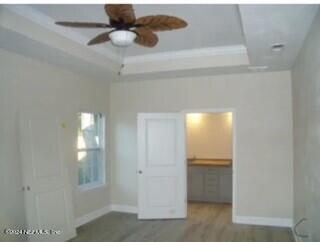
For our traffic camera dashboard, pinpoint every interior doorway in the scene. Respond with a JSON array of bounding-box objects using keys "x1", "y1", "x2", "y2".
[
  {"x1": 137, "y1": 111, "x2": 236, "y2": 220},
  {"x1": 184, "y1": 110, "x2": 236, "y2": 220}
]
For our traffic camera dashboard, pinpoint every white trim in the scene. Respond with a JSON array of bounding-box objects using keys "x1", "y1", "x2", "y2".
[
  {"x1": 75, "y1": 205, "x2": 111, "y2": 228},
  {"x1": 110, "y1": 204, "x2": 138, "y2": 214},
  {"x1": 181, "y1": 108, "x2": 237, "y2": 222},
  {"x1": 234, "y1": 216, "x2": 293, "y2": 228},
  {"x1": 78, "y1": 183, "x2": 107, "y2": 192},
  {"x1": 122, "y1": 52, "x2": 249, "y2": 75},
  {"x1": 124, "y1": 45, "x2": 247, "y2": 64}
]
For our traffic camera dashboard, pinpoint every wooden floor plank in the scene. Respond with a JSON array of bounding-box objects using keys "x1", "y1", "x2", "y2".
[{"x1": 70, "y1": 203, "x2": 294, "y2": 242}]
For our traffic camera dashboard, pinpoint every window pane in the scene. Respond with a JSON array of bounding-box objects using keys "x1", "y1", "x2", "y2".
[
  {"x1": 78, "y1": 166, "x2": 85, "y2": 185},
  {"x1": 77, "y1": 150, "x2": 102, "y2": 185},
  {"x1": 77, "y1": 113, "x2": 101, "y2": 149},
  {"x1": 77, "y1": 112, "x2": 104, "y2": 188}
]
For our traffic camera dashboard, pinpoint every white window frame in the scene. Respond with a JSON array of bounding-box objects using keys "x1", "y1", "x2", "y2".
[{"x1": 77, "y1": 112, "x2": 106, "y2": 191}]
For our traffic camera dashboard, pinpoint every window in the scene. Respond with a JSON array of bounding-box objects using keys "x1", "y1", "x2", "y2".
[{"x1": 77, "y1": 112, "x2": 105, "y2": 189}]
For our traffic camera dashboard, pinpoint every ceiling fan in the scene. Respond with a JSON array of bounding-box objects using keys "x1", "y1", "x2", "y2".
[{"x1": 56, "y1": 4, "x2": 187, "y2": 48}]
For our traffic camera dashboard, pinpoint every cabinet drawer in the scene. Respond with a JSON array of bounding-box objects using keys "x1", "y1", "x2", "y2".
[
  {"x1": 205, "y1": 175, "x2": 218, "y2": 183},
  {"x1": 205, "y1": 187, "x2": 219, "y2": 194},
  {"x1": 204, "y1": 173, "x2": 219, "y2": 184}
]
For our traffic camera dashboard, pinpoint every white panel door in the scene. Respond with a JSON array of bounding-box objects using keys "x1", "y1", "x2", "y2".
[
  {"x1": 19, "y1": 109, "x2": 76, "y2": 242},
  {"x1": 138, "y1": 113, "x2": 186, "y2": 219}
]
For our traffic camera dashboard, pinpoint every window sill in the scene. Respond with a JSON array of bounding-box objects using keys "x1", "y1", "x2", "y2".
[{"x1": 78, "y1": 182, "x2": 107, "y2": 192}]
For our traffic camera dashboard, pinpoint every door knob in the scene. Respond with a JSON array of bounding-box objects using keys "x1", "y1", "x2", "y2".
[{"x1": 138, "y1": 170, "x2": 143, "y2": 174}]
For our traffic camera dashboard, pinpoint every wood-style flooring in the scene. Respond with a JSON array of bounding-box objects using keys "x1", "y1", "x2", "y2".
[{"x1": 70, "y1": 202, "x2": 294, "y2": 242}]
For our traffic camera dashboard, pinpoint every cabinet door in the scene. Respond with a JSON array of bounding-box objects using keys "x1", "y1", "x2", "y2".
[
  {"x1": 219, "y1": 169, "x2": 232, "y2": 203},
  {"x1": 188, "y1": 167, "x2": 204, "y2": 201}
]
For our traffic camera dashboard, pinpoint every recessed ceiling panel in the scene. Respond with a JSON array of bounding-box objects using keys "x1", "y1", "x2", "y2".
[{"x1": 31, "y1": 4, "x2": 245, "y2": 56}]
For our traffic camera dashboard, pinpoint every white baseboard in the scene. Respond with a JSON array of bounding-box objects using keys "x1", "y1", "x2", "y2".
[
  {"x1": 75, "y1": 205, "x2": 111, "y2": 228},
  {"x1": 110, "y1": 204, "x2": 138, "y2": 214},
  {"x1": 234, "y1": 215, "x2": 293, "y2": 228}
]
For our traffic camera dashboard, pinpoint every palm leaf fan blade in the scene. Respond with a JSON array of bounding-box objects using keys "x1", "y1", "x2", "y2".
[
  {"x1": 87, "y1": 32, "x2": 111, "y2": 45},
  {"x1": 55, "y1": 21, "x2": 111, "y2": 28},
  {"x1": 104, "y1": 4, "x2": 136, "y2": 24},
  {"x1": 134, "y1": 28, "x2": 159, "y2": 47},
  {"x1": 135, "y1": 15, "x2": 187, "y2": 32}
]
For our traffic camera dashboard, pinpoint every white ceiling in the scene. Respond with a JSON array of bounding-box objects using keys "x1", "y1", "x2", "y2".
[
  {"x1": 31, "y1": 4, "x2": 245, "y2": 56},
  {"x1": 239, "y1": 5, "x2": 319, "y2": 70},
  {"x1": 0, "y1": 4, "x2": 319, "y2": 81}
]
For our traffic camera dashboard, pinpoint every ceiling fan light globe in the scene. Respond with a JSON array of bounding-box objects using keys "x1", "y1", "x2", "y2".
[{"x1": 109, "y1": 30, "x2": 137, "y2": 47}]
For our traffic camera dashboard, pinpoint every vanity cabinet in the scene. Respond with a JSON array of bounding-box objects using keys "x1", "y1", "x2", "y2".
[{"x1": 188, "y1": 166, "x2": 232, "y2": 203}]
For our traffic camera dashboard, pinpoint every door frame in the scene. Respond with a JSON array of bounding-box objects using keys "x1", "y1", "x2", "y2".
[{"x1": 181, "y1": 108, "x2": 237, "y2": 222}]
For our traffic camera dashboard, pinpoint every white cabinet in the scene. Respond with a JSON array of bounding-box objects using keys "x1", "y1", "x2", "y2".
[{"x1": 187, "y1": 166, "x2": 232, "y2": 203}]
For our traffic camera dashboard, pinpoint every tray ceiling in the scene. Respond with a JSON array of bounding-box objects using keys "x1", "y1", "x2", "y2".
[
  {"x1": 31, "y1": 4, "x2": 245, "y2": 56},
  {"x1": 0, "y1": 4, "x2": 318, "y2": 81}
]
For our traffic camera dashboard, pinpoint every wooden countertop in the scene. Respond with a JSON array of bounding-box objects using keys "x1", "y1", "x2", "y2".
[{"x1": 188, "y1": 158, "x2": 232, "y2": 167}]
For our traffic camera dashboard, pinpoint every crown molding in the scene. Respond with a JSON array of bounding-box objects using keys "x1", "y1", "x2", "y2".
[
  {"x1": 121, "y1": 45, "x2": 249, "y2": 75},
  {"x1": 124, "y1": 45, "x2": 247, "y2": 64},
  {"x1": 3, "y1": 5, "x2": 121, "y2": 64}
]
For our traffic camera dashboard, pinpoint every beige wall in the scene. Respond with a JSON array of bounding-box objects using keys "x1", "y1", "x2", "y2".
[
  {"x1": 291, "y1": 10, "x2": 320, "y2": 241},
  {"x1": 186, "y1": 113, "x2": 232, "y2": 159},
  {"x1": 110, "y1": 71, "x2": 293, "y2": 219},
  {"x1": 0, "y1": 49, "x2": 111, "y2": 242},
  {"x1": 0, "y1": 51, "x2": 25, "y2": 242}
]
